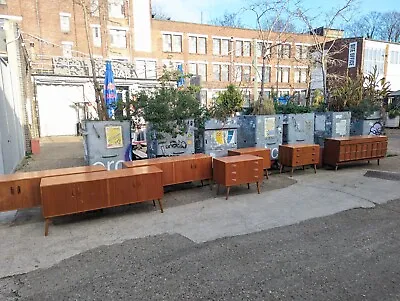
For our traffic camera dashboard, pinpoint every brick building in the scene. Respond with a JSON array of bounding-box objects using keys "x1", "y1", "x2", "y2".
[{"x1": 0, "y1": 0, "x2": 329, "y2": 136}]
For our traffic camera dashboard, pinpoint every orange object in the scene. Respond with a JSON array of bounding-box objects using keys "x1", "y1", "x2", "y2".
[{"x1": 31, "y1": 138, "x2": 40, "y2": 154}]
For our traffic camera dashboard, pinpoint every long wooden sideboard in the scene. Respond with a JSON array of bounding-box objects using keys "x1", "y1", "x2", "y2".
[
  {"x1": 40, "y1": 166, "x2": 164, "y2": 236},
  {"x1": 123, "y1": 154, "x2": 212, "y2": 186},
  {"x1": 323, "y1": 135, "x2": 388, "y2": 170},
  {"x1": 0, "y1": 166, "x2": 106, "y2": 212}
]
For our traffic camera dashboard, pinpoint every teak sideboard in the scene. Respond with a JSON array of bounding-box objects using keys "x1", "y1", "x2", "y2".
[
  {"x1": 323, "y1": 135, "x2": 388, "y2": 170},
  {"x1": 122, "y1": 154, "x2": 212, "y2": 186},
  {"x1": 0, "y1": 166, "x2": 106, "y2": 213},
  {"x1": 228, "y1": 147, "x2": 271, "y2": 178},
  {"x1": 213, "y1": 154, "x2": 264, "y2": 200},
  {"x1": 279, "y1": 144, "x2": 320, "y2": 176},
  {"x1": 40, "y1": 166, "x2": 164, "y2": 236}
]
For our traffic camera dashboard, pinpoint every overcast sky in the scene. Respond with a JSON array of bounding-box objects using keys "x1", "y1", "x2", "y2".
[{"x1": 152, "y1": 0, "x2": 398, "y2": 28}]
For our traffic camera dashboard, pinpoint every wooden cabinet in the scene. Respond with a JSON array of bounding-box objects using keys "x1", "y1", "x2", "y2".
[
  {"x1": 123, "y1": 154, "x2": 212, "y2": 186},
  {"x1": 0, "y1": 166, "x2": 106, "y2": 212},
  {"x1": 228, "y1": 147, "x2": 271, "y2": 178},
  {"x1": 41, "y1": 166, "x2": 164, "y2": 236},
  {"x1": 279, "y1": 144, "x2": 320, "y2": 176},
  {"x1": 323, "y1": 136, "x2": 388, "y2": 170},
  {"x1": 213, "y1": 155, "x2": 263, "y2": 200}
]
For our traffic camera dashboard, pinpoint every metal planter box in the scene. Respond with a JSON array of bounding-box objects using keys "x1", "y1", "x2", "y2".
[
  {"x1": 282, "y1": 113, "x2": 315, "y2": 145},
  {"x1": 83, "y1": 120, "x2": 132, "y2": 170},
  {"x1": 146, "y1": 120, "x2": 195, "y2": 158},
  {"x1": 385, "y1": 114, "x2": 399, "y2": 128},
  {"x1": 237, "y1": 115, "x2": 283, "y2": 160},
  {"x1": 202, "y1": 118, "x2": 239, "y2": 158},
  {"x1": 314, "y1": 112, "x2": 351, "y2": 147},
  {"x1": 350, "y1": 111, "x2": 383, "y2": 136}
]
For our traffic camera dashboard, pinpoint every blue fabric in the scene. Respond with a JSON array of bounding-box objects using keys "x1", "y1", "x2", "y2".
[
  {"x1": 104, "y1": 61, "x2": 117, "y2": 118},
  {"x1": 177, "y1": 64, "x2": 184, "y2": 87}
]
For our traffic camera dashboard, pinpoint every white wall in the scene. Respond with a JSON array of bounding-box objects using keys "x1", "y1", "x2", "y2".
[
  {"x1": 133, "y1": 0, "x2": 152, "y2": 52},
  {"x1": 386, "y1": 43, "x2": 400, "y2": 91}
]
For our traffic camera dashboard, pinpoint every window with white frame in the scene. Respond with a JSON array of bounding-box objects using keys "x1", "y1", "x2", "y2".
[
  {"x1": 0, "y1": 0, "x2": 6, "y2": 5},
  {"x1": 235, "y1": 65, "x2": 251, "y2": 82},
  {"x1": 91, "y1": 25, "x2": 101, "y2": 47},
  {"x1": 135, "y1": 60, "x2": 157, "y2": 79},
  {"x1": 90, "y1": 0, "x2": 99, "y2": 16},
  {"x1": 363, "y1": 47, "x2": 385, "y2": 75},
  {"x1": 213, "y1": 64, "x2": 229, "y2": 81},
  {"x1": 189, "y1": 36, "x2": 206, "y2": 54},
  {"x1": 242, "y1": 90, "x2": 251, "y2": 108},
  {"x1": 257, "y1": 66, "x2": 271, "y2": 82},
  {"x1": 277, "y1": 67, "x2": 290, "y2": 83},
  {"x1": 162, "y1": 60, "x2": 184, "y2": 73},
  {"x1": 236, "y1": 40, "x2": 251, "y2": 57},
  {"x1": 213, "y1": 38, "x2": 230, "y2": 56},
  {"x1": 235, "y1": 65, "x2": 242, "y2": 82},
  {"x1": 277, "y1": 44, "x2": 291, "y2": 59},
  {"x1": 163, "y1": 33, "x2": 182, "y2": 53},
  {"x1": 256, "y1": 41, "x2": 272, "y2": 58},
  {"x1": 108, "y1": 0, "x2": 125, "y2": 18},
  {"x1": 200, "y1": 90, "x2": 208, "y2": 107},
  {"x1": 62, "y1": 42, "x2": 73, "y2": 57},
  {"x1": 295, "y1": 45, "x2": 308, "y2": 60},
  {"x1": 390, "y1": 51, "x2": 400, "y2": 64},
  {"x1": 60, "y1": 13, "x2": 71, "y2": 33},
  {"x1": 109, "y1": 28, "x2": 127, "y2": 48},
  {"x1": 189, "y1": 62, "x2": 207, "y2": 81},
  {"x1": 278, "y1": 90, "x2": 290, "y2": 97},
  {"x1": 294, "y1": 68, "x2": 307, "y2": 83}
]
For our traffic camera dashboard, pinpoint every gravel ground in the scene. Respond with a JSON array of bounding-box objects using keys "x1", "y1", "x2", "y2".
[{"x1": 1, "y1": 199, "x2": 400, "y2": 301}]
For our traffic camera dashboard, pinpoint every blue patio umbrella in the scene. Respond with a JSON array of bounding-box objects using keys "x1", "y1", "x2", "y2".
[
  {"x1": 176, "y1": 63, "x2": 184, "y2": 88},
  {"x1": 104, "y1": 61, "x2": 117, "y2": 119}
]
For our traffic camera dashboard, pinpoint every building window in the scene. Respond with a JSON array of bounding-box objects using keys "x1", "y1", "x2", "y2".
[
  {"x1": 236, "y1": 40, "x2": 251, "y2": 57},
  {"x1": 235, "y1": 65, "x2": 251, "y2": 82},
  {"x1": 60, "y1": 13, "x2": 71, "y2": 33},
  {"x1": 278, "y1": 44, "x2": 291, "y2": 59},
  {"x1": 136, "y1": 60, "x2": 157, "y2": 79},
  {"x1": 363, "y1": 47, "x2": 385, "y2": 75},
  {"x1": 189, "y1": 36, "x2": 206, "y2": 54},
  {"x1": 295, "y1": 45, "x2": 308, "y2": 60},
  {"x1": 235, "y1": 66, "x2": 242, "y2": 82},
  {"x1": 213, "y1": 64, "x2": 229, "y2": 81},
  {"x1": 189, "y1": 62, "x2": 207, "y2": 81},
  {"x1": 294, "y1": 68, "x2": 307, "y2": 83},
  {"x1": 109, "y1": 29, "x2": 127, "y2": 48},
  {"x1": 0, "y1": 0, "x2": 6, "y2": 4},
  {"x1": 390, "y1": 51, "x2": 400, "y2": 64},
  {"x1": 256, "y1": 41, "x2": 272, "y2": 58},
  {"x1": 277, "y1": 67, "x2": 290, "y2": 83},
  {"x1": 108, "y1": 0, "x2": 125, "y2": 18},
  {"x1": 91, "y1": 25, "x2": 101, "y2": 47},
  {"x1": 257, "y1": 66, "x2": 271, "y2": 82},
  {"x1": 213, "y1": 38, "x2": 230, "y2": 56},
  {"x1": 163, "y1": 33, "x2": 182, "y2": 53},
  {"x1": 62, "y1": 42, "x2": 73, "y2": 57},
  {"x1": 200, "y1": 90, "x2": 208, "y2": 107},
  {"x1": 278, "y1": 90, "x2": 290, "y2": 97},
  {"x1": 90, "y1": 0, "x2": 99, "y2": 16},
  {"x1": 242, "y1": 90, "x2": 251, "y2": 108}
]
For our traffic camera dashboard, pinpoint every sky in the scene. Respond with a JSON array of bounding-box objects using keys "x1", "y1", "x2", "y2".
[{"x1": 152, "y1": 0, "x2": 398, "y2": 29}]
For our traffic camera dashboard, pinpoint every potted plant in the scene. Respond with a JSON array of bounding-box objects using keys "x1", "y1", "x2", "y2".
[{"x1": 386, "y1": 104, "x2": 400, "y2": 128}]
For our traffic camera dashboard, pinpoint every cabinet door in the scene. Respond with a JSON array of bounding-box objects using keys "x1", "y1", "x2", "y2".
[
  {"x1": 76, "y1": 179, "x2": 108, "y2": 212},
  {"x1": 108, "y1": 176, "x2": 137, "y2": 207},
  {"x1": 156, "y1": 162, "x2": 175, "y2": 186},
  {"x1": 192, "y1": 157, "x2": 212, "y2": 181},
  {"x1": 41, "y1": 183, "x2": 78, "y2": 218},
  {"x1": 174, "y1": 159, "x2": 194, "y2": 184},
  {"x1": 14, "y1": 179, "x2": 37, "y2": 209},
  {"x1": 136, "y1": 172, "x2": 163, "y2": 203},
  {"x1": 0, "y1": 182, "x2": 17, "y2": 212}
]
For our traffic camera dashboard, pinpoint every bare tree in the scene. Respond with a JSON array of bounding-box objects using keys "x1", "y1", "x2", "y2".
[
  {"x1": 345, "y1": 11, "x2": 382, "y2": 39},
  {"x1": 378, "y1": 11, "x2": 400, "y2": 42},
  {"x1": 296, "y1": 0, "x2": 357, "y2": 102},
  {"x1": 151, "y1": 5, "x2": 171, "y2": 21},
  {"x1": 73, "y1": 0, "x2": 107, "y2": 120},
  {"x1": 210, "y1": 12, "x2": 244, "y2": 28}
]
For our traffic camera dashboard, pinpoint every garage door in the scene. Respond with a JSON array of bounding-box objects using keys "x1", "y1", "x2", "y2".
[{"x1": 37, "y1": 85, "x2": 84, "y2": 137}]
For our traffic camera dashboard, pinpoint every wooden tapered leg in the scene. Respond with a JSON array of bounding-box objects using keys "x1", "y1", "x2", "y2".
[
  {"x1": 201, "y1": 180, "x2": 204, "y2": 187},
  {"x1": 152, "y1": 200, "x2": 156, "y2": 207},
  {"x1": 302, "y1": 165, "x2": 305, "y2": 170},
  {"x1": 247, "y1": 183, "x2": 250, "y2": 189},
  {"x1": 209, "y1": 179, "x2": 213, "y2": 190},
  {"x1": 314, "y1": 164, "x2": 317, "y2": 174},
  {"x1": 291, "y1": 167, "x2": 294, "y2": 177},
  {"x1": 280, "y1": 164, "x2": 283, "y2": 174},
  {"x1": 377, "y1": 159, "x2": 380, "y2": 165},
  {"x1": 44, "y1": 218, "x2": 50, "y2": 237},
  {"x1": 226, "y1": 187, "x2": 230, "y2": 200},
  {"x1": 265, "y1": 170, "x2": 269, "y2": 179},
  {"x1": 256, "y1": 182, "x2": 260, "y2": 194},
  {"x1": 157, "y1": 199, "x2": 164, "y2": 213},
  {"x1": 368, "y1": 160, "x2": 370, "y2": 164},
  {"x1": 335, "y1": 165, "x2": 339, "y2": 171},
  {"x1": 216, "y1": 184, "x2": 220, "y2": 195}
]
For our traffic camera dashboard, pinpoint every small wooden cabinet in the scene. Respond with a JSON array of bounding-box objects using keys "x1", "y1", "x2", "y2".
[
  {"x1": 0, "y1": 166, "x2": 106, "y2": 212},
  {"x1": 213, "y1": 155, "x2": 264, "y2": 200},
  {"x1": 41, "y1": 166, "x2": 164, "y2": 236},
  {"x1": 279, "y1": 144, "x2": 320, "y2": 176},
  {"x1": 324, "y1": 135, "x2": 387, "y2": 170},
  {"x1": 228, "y1": 147, "x2": 271, "y2": 178},
  {"x1": 123, "y1": 154, "x2": 212, "y2": 186}
]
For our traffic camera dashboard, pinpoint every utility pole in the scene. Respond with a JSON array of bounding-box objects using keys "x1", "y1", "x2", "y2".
[{"x1": 252, "y1": 39, "x2": 258, "y2": 105}]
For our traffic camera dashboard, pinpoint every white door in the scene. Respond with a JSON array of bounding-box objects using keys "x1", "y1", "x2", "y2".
[{"x1": 37, "y1": 85, "x2": 84, "y2": 136}]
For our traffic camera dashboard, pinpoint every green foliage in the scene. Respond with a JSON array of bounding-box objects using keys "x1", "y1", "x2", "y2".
[
  {"x1": 252, "y1": 98, "x2": 276, "y2": 115},
  {"x1": 211, "y1": 84, "x2": 243, "y2": 121},
  {"x1": 387, "y1": 103, "x2": 400, "y2": 119},
  {"x1": 274, "y1": 102, "x2": 312, "y2": 114}
]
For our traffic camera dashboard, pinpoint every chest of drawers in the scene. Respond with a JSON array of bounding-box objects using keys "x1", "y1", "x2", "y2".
[
  {"x1": 213, "y1": 155, "x2": 264, "y2": 200},
  {"x1": 228, "y1": 147, "x2": 271, "y2": 179},
  {"x1": 279, "y1": 144, "x2": 320, "y2": 176}
]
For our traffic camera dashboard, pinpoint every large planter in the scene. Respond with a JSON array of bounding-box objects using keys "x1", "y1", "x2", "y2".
[
  {"x1": 314, "y1": 111, "x2": 351, "y2": 147},
  {"x1": 282, "y1": 113, "x2": 315, "y2": 145},
  {"x1": 350, "y1": 111, "x2": 383, "y2": 136},
  {"x1": 82, "y1": 120, "x2": 132, "y2": 170},
  {"x1": 385, "y1": 114, "x2": 400, "y2": 128}
]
